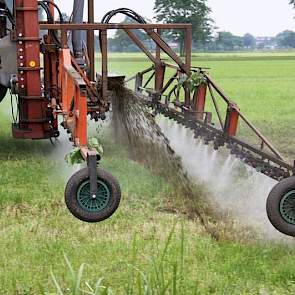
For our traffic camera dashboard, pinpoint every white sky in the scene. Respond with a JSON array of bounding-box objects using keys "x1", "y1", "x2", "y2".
[{"x1": 55, "y1": 0, "x2": 295, "y2": 37}]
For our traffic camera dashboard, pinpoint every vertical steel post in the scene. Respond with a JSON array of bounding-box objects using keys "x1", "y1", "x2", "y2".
[
  {"x1": 48, "y1": 0, "x2": 54, "y2": 18},
  {"x1": 100, "y1": 30, "x2": 108, "y2": 101},
  {"x1": 13, "y1": 0, "x2": 48, "y2": 139},
  {"x1": 135, "y1": 73, "x2": 143, "y2": 93},
  {"x1": 156, "y1": 29, "x2": 161, "y2": 62},
  {"x1": 87, "y1": 0, "x2": 95, "y2": 81},
  {"x1": 184, "y1": 27, "x2": 192, "y2": 108},
  {"x1": 155, "y1": 29, "x2": 165, "y2": 93},
  {"x1": 75, "y1": 86, "x2": 88, "y2": 146},
  {"x1": 155, "y1": 64, "x2": 165, "y2": 92}
]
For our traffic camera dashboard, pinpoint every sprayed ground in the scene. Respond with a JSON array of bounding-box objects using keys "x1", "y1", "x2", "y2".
[{"x1": 158, "y1": 118, "x2": 290, "y2": 241}]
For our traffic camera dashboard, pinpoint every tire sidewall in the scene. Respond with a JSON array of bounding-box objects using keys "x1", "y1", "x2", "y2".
[
  {"x1": 0, "y1": 85, "x2": 7, "y2": 103},
  {"x1": 266, "y1": 177, "x2": 295, "y2": 236},
  {"x1": 65, "y1": 168, "x2": 121, "y2": 222}
]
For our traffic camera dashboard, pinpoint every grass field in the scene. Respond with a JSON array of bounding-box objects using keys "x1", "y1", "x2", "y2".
[{"x1": 1, "y1": 52, "x2": 295, "y2": 294}]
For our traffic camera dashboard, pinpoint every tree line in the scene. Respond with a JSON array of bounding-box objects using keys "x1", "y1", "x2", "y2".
[
  {"x1": 58, "y1": 0, "x2": 295, "y2": 53},
  {"x1": 108, "y1": 27, "x2": 295, "y2": 53},
  {"x1": 108, "y1": 0, "x2": 295, "y2": 52}
]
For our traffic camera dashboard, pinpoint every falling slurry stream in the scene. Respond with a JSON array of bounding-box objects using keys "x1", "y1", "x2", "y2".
[
  {"x1": 110, "y1": 85, "x2": 221, "y2": 238},
  {"x1": 109, "y1": 83, "x2": 293, "y2": 242}
]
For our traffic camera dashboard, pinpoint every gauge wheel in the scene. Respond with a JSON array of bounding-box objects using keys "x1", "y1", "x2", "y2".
[
  {"x1": 65, "y1": 167, "x2": 121, "y2": 222},
  {"x1": 266, "y1": 177, "x2": 295, "y2": 236}
]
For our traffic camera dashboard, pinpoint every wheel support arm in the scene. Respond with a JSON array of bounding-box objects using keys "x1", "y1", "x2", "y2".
[{"x1": 87, "y1": 151, "x2": 98, "y2": 198}]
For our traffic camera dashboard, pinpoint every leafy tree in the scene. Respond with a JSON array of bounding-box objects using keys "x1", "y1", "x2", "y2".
[
  {"x1": 290, "y1": 0, "x2": 295, "y2": 7},
  {"x1": 154, "y1": 0, "x2": 213, "y2": 55},
  {"x1": 215, "y1": 31, "x2": 242, "y2": 51},
  {"x1": 108, "y1": 17, "x2": 152, "y2": 52},
  {"x1": 60, "y1": 13, "x2": 71, "y2": 22},
  {"x1": 243, "y1": 33, "x2": 256, "y2": 48},
  {"x1": 276, "y1": 30, "x2": 295, "y2": 48}
]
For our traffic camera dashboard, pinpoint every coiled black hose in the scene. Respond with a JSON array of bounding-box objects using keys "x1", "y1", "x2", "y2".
[
  {"x1": 38, "y1": 0, "x2": 63, "y2": 47},
  {"x1": 101, "y1": 8, "x2": 146, "y2": 24},
  {"x1": 99, "y1": 8, "x2": 147, "y2": 52}
]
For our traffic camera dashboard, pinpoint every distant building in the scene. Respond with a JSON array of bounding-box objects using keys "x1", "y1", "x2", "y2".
[{"x1": 255, "y1": 36, "x2": 277, "y2": 50}]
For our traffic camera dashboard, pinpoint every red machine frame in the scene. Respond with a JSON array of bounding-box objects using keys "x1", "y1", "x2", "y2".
[
  {"x1": 12, "y1": 0, "x2": 293, "y2": 179},
  {"x1": 7, "y1": 0, "x2": 295, "y2": 236}
]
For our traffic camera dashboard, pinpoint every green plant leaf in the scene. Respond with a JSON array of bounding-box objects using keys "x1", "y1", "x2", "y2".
[
  {"x1": 177, "y1": 73, "x2": 188, "y2": 90},
  {"x1": 50, "y1": 272, "x2": 64, "y2": 295},
  {"x1": 177, "y1": 71, "x2": 207, "y2": 94},
  {"x1": 74, "y1": 263, "x2": 85, "y2": 295},
  {"x1": 65, "y1": 138, "x2": 104, "y2": 166},
  {"x1": 65, "y1": 147, "x2": 84, "y2": 166},
  {"x1": 89, "y1": 137, "x2": 104, "y2": 155}
]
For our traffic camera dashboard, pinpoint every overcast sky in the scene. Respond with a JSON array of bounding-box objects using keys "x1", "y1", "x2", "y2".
[{"x1": 55, "y1": 0, "x2": 295, "y2": 37}]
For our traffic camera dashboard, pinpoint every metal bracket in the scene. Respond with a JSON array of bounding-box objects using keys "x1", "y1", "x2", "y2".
[{"x1": 87, "y1": 151, "x2": 98, "y2": 199}]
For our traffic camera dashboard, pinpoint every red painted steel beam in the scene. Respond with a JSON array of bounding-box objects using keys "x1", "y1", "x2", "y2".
[
  {"x1": 13, "y1": 0, "x2": 49, "y2": 139},
  {"x1": 40, "y1": 23, "x2": 193, "y2": 30},
  {"x1": 145, "y1": 29, "x2": 188, "y2": 74},
  {"x1": 124, "y1": 29, "x2": 157, "y2": 64},
  {"x1": 155, "y1": 63, "x2": 166, "y2": 92}
]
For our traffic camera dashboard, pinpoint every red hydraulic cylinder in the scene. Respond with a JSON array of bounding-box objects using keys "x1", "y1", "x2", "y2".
[
  {"x1": 224, "y1": 103, "x2": 240, "y2": 137},
  {"x1": 193, "y1": 83, "x2": 207, "y2": 121}
]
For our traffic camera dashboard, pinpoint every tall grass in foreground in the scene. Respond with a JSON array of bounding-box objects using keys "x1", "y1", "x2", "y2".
[
  {"x1": 50, "y1": 224, "x2": 192, "y2": 295},
  {"x1": 51, "y1": 255, "x2": 111, "y2": 295}
]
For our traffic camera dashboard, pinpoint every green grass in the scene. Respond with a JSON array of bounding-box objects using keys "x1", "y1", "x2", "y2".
[{"x1": 1, "y1": 52, "x2": 295, "y2": 294}]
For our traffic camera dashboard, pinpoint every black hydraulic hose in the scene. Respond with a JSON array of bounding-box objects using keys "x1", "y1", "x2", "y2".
[
  {"x1": 99, "y1": 8, "x2": 147, "y2": 52},
  {"x1": 1, "y1": 1, "x2": 15, "y2": 27},
  {"x1": 101, "y1": 8, "x2": 146, "y2": 24},
  {"x1": 38, "y1": 2, "x2": 52, "y2": 21},
  {"x1": 72, "y1": 0, "x2": 85, "y2": 60},
  {"x1": 38, "y1": 1, "x2": 61, "y2": 47},
  {"x1": 39, "y1": 0, "x2": 64, "y2": 23}
]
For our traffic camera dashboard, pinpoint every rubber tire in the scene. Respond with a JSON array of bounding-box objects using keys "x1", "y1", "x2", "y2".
[
  {"x1": 266, "y1": 177, "x2": 295, "y2": 236},
  {"x1": 65, "y1": 168, "x2": 121, "y2": 222},
  {"x1": 0, "y1": 85, "x2": 7, "y2": 103}
]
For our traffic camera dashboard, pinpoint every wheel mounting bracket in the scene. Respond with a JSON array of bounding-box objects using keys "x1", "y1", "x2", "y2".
[{"x1": 87, "y1": 151, "x2": 98, "y2": 198}]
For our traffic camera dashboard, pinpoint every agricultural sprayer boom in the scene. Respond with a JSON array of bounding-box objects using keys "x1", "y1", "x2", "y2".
[
  {"x1": 0, "y1": 0, "x2": 295, "y2": 236},
  {"x1": 131, "y1": 67, "x2": 293, "y2": 182}
]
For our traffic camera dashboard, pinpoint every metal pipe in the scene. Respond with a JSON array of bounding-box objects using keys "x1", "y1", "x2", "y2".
[
  {"x1": 87, "y1": 0, "x2": 95, "y2": 80},
  {"x1": 208, "y1": 83, "x2": 224, "y2": 130},
  {"x1": 238, "y1": 112, "x2": 284, "y2": 160},
  {"x1": 100, "y1": 30, "x2": 108, "y2": 101},
  {"x1": 124, "y1": 28, "x2": 157, "y2": 64},
  {"x1": 72, "y1": 0, "x2": 85, "y2": 63},
  {"x1": 41, "y1": 23, "x2": 193, "y2": 30},
  {"x1": 184, "y1": 27, "x2": 192, "y2": 107}
]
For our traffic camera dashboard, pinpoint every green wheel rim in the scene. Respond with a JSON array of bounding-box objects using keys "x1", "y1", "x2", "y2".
[
  {"x1": 279, "y1": 190, "x2": 295, "y2": 225},
  {"x1": 77, "y1": 179, "x2": 111, "y2": 213}
]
